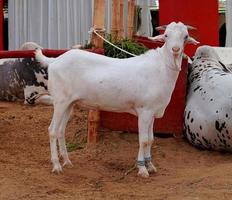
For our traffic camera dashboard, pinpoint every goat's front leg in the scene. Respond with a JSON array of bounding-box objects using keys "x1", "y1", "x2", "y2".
[
  {"x1": 145, "y1": 118, "x2": 157, "y2": 173},
  {"x1": 137, "y1": 110, "x2": 154, "y2": 178}
]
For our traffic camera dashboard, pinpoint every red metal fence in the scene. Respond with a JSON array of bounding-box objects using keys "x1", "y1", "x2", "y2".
[{"x1": 0, "y1": 48, "x2": 104, "y2": 58}]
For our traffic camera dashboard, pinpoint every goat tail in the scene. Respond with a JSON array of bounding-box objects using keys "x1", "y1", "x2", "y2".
[{"x1": 34, "y1": 48, "x2": 56, "y2": 67}]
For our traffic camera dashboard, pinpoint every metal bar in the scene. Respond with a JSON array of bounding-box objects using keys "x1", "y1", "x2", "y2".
[{"x1": 0, "y1": 48, "x2": 104, "y2": 58}]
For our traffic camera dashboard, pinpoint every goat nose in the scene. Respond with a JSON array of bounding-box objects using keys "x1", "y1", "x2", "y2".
[{"x1": 172, "y1": 47, "x2": 180, "y2": 52}]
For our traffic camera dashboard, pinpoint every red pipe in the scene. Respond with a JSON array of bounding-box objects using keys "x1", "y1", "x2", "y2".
[
  {"x1": 0, "y1": 49, "x2": 68, "y2": 58},
  {"x1": 0, "y1": 48, "x2": 104, "y2": 58}
]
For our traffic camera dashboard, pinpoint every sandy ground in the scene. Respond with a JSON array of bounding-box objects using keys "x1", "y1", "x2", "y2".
[{"x1": 0, "y1": 102, "x2": 232, "y2": 200}]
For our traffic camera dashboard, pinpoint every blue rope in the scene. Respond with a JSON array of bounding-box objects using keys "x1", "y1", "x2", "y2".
[
  {"x1": 145, "y1": 157, "x2": 152, "y2": 162},
  {"x1": 137, "y1": 160, "x2": 145, "y2": 166}
]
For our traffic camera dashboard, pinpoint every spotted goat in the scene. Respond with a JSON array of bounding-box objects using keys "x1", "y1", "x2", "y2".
[
  {"x1": 184, "y1": 45, "x2": 232, "y2": 151},
  {"x1": 0, "y1": 42, "x2": 52, "y2": 105}
]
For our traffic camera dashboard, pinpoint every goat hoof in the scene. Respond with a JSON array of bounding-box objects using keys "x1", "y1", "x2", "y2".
[
  {"x1": 146, "y1": 162, "x2": 157, "y2": 173},
  {"x1": 63, "y1": 159, "x2": 73, "y2": 167},
  {"x1": 52, "y1": 163, "x2": 63, "y2": 173},
  {"x1": 137, "y1": 166, "x2": 149, "y2": 178}
]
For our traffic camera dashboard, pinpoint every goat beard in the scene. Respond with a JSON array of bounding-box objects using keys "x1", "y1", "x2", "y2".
[{"x1": 173, "y1": 52, "x2": 183, "y2": 71}]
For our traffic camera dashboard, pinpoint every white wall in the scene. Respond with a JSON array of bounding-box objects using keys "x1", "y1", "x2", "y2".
[
  {"x1": 8, "y1": 0, "x2": 93, "y2": 49},
  {"x1": 226, "y1": 0, "x2": 232, "y2": 47},
  {"x1": 8, "y1": 0, "x2": 155, "y2": 50}
]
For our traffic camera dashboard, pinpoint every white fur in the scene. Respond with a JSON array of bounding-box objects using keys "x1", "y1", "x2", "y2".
[
  {"x1": 35, "y1": 22, "x2": 198, "y2": 177},
  {"x1": 19, "y1": 42, "x2": 42, "y2": 50},
  {"x1": 35, "y1": 49, "x2": 56, "y2": 67}
]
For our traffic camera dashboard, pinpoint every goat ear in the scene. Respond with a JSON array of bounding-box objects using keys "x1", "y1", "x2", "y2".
[
  {"x1": 186, "y1": 36, "x2": 199, "y2": 45},
  {"x1": 148, "y1": 35, "x2": 165, "y2": 42},
  {"x1": 155, "y1": 25, "x2": 167, "y2": 31}
]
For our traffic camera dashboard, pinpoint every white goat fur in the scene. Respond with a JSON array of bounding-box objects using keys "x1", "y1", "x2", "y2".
[
  {"x1": 35, "y1": 22, "x2": 199, "y2": 177},
  {"x1": 19, "y1": 42, "x2": 42, "y2": 50}
]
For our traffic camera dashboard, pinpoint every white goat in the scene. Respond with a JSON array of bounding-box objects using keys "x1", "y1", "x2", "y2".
[{"x1": 35, "y1": 22, "x2": 199, "y2": 177}]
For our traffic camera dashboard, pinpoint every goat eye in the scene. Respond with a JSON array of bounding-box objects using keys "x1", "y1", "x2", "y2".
[
  {"x1": 184, "y1": 35, "x2": 188, "y2": 40},
  {"x1": 164, "y1": 34, "x2": 168, "y2": 38}
]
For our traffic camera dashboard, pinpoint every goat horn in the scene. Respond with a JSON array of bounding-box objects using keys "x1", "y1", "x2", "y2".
[
  {"x1": 186, "y1": 25, "x2": 197, "y2": 30},
  {"x1": 155, "y1": 25, "x2": 167, "y2": 31}
]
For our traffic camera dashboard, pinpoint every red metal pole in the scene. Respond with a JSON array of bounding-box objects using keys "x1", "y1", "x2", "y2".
[
  {"x1": 0, "y1": 49, "x2": 68, "y2": 58},
  {"x1": 0, "y1": 48, "x2": 104, "y2": 58}
]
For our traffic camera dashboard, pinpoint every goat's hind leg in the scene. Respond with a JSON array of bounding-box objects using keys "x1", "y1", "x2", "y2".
[
  {"x1": 49, "y1": 102, "x2": 69, "y2": 173},
  {"x1": 57, "y1": 104, "x2": 74, "y2": 167}
]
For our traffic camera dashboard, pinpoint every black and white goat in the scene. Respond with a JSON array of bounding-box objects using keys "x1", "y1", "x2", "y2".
[
  {"x1": 0, "y1": 42, "x2": 52, "y2": 105},
  {"x1": 184, "y1": 45, "x2": 232, "y2": 151}
]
